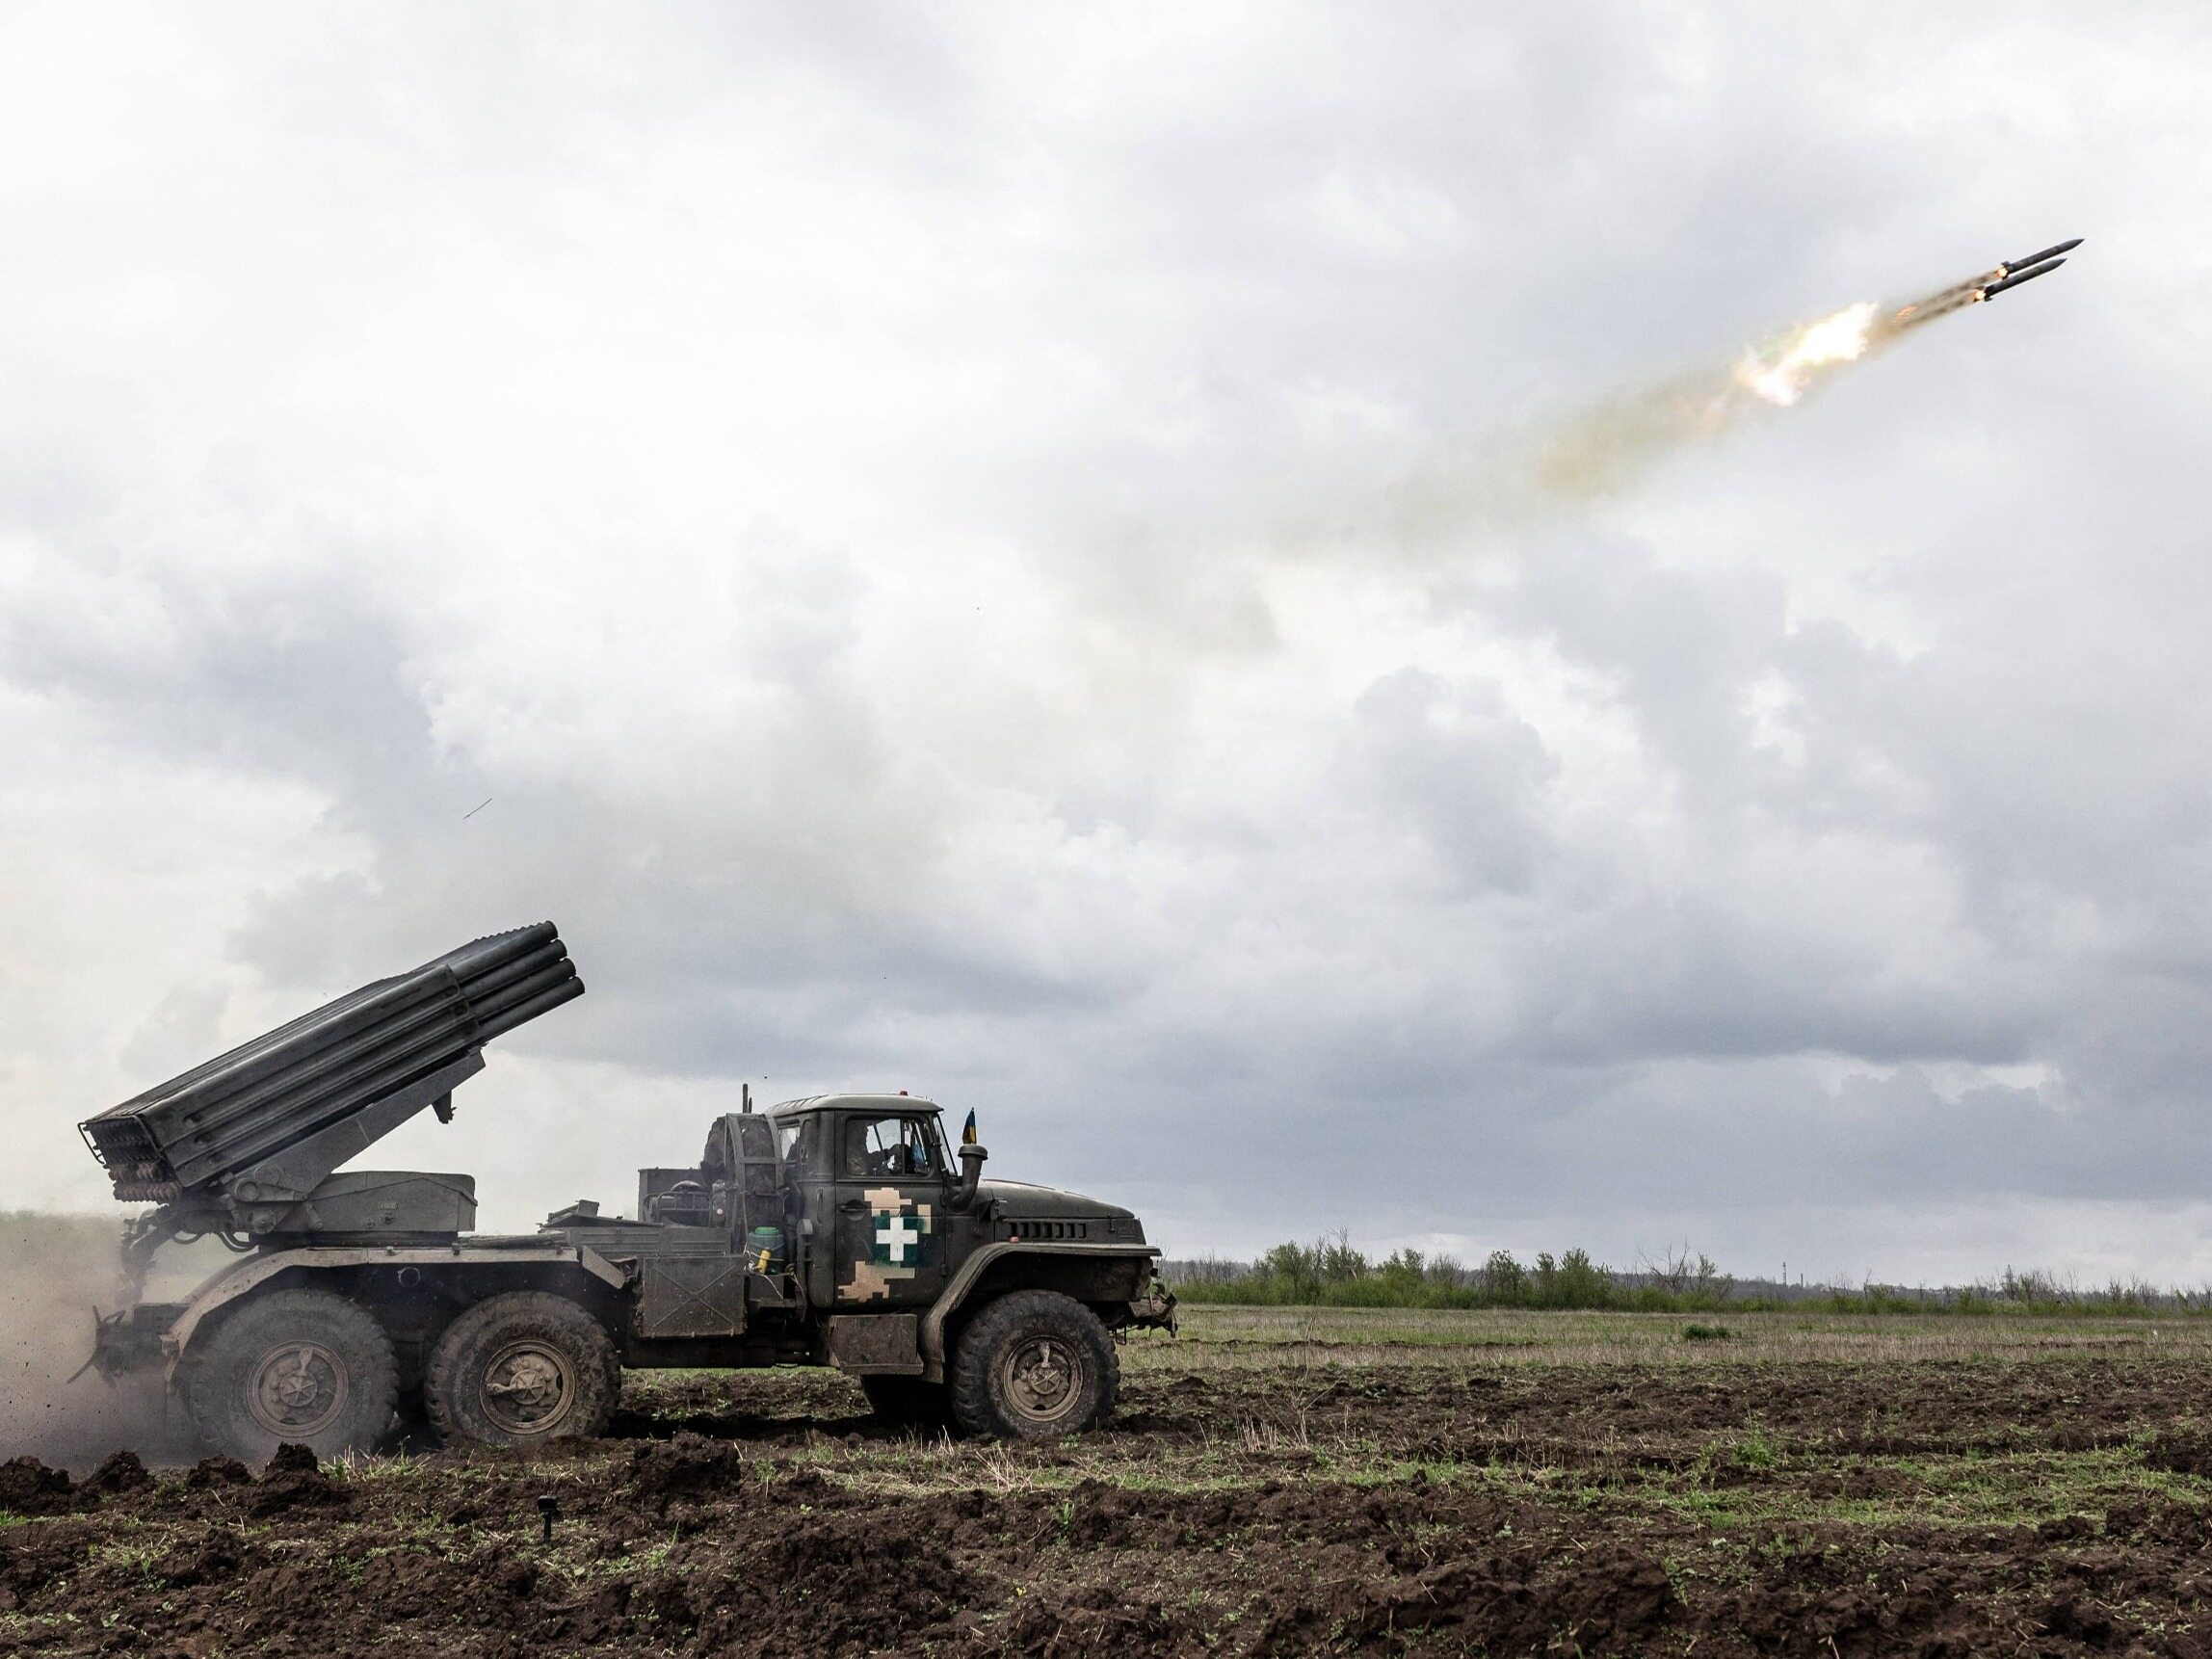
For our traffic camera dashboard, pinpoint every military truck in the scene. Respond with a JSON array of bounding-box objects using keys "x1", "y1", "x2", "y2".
[{"x1": 80, "y1": 924, "x2": 1172, "y2": 1460}]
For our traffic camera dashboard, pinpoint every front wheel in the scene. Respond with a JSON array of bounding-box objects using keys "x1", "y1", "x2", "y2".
[
  {"x1": 181, "y1": 1288, "x2": 399, "y2": 1462},
  {"x1": 949, "y1": 1290, "x2": 1118, "y2": 1439},
  {"x1": 424, "y1": 1292, "x2": 619, "y2": 1448}
]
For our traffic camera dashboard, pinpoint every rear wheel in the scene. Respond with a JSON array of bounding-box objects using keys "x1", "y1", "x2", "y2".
[
  {"x1": 860, "y1": 1374, "x2": 954, "y2": 1431},
  {"x1": 424, "y1": 1292, "x2": 619, "y2": 1449},
  {"x1": 949, "y1": 1290, "x2": 1118, "y2": 1439},
  {"x1": 182, "y1": 1288, "x2": 399, "y2": 1462}
]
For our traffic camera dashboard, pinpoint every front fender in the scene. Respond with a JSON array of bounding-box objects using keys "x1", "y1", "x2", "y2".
[{"x1": 919, "y1": 1242, "x2": 1158, "y2": 1379}]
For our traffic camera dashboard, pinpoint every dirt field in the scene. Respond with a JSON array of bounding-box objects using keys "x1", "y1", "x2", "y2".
[{"x1": 9, "y1": 1305, "x2": 2212, "y2": 1654}]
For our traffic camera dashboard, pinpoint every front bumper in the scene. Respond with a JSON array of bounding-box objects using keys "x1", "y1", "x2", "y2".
[{"x1": 1125, "y1": 1279, "x2": 1178, "y2": 1335}]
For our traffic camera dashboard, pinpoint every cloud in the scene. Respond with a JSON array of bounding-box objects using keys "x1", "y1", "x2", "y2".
[{"x1": 3, "y1": 4, "x2": 2211, "y2": 1283}]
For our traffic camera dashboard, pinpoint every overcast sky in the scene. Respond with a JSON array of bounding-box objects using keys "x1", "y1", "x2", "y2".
[{"x1": 4, "y1": 4, "x2": 2209, "y2": 1284}]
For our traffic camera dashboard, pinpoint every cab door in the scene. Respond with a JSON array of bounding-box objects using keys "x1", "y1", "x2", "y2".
[{"x1": 831, "y1": 1112, "x2": 952, "y2": 1309}]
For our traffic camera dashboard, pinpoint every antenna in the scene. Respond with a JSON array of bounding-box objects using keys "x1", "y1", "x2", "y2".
[{"x1": 742, "y1": 1083, "x2": 752, "y2": 1114}]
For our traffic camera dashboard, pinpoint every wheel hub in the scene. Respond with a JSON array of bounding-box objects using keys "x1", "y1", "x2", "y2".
[
  {"x1": 247, "y1": 1342, "x2": 348, "y2": 1438},
  {"x1": 999, "y1": 1335, "x2": 1083, "y2": 1423},
  {"x1": 480, "y1": 1340, "x2": 576, "y2": 1435}
]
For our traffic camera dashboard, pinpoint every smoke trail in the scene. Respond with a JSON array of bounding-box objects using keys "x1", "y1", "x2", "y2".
[
  {"x1": 1311, "y1": 265, "x2": 2018, "y2": 567},
  {"x1": 1485, "y1": 269, "x2": 2014, "y2": 518}
]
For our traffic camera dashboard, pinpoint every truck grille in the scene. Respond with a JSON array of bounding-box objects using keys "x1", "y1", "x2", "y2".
[{"x1": 1008, "y1": 1220, "x2": 1090, "y2": 1241}]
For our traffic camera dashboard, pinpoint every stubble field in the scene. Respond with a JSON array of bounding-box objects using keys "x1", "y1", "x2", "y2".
[{"x1": 9, "y1": 1304, "x2": 2212, "y2": 1654}]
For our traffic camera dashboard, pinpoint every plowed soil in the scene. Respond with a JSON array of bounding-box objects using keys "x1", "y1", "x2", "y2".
[{"x1": 8, "y1": 1308, "x2": 2212, "y2": 1654}]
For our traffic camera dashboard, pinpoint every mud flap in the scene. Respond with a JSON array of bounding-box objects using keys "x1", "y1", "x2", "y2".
[{"x1": 827, "y1": 1313, "x2": 924, "y2": 1375}]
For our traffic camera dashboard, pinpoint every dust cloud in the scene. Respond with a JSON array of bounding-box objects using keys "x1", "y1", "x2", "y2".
[{"x1": 0, "y1": 1213, "x2": 200, "y2": 1468}]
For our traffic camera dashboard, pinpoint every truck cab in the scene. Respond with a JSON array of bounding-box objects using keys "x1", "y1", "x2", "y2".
[{"x1": 571, "y1": 1093, "x2": 1167, "y2": 1432}]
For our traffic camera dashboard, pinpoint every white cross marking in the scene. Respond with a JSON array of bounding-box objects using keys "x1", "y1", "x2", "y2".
[{"x1": 878, "y1": 1214, "x2": 918, "y2": 1264}]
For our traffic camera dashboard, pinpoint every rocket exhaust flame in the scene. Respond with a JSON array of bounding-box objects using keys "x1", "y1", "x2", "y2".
[{"x1": 1734, "y1": 302, "x2": 1881, "y2": 408}]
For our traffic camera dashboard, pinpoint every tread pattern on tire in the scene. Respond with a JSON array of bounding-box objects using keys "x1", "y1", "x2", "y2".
[
  {"x1": 180, "y1": 1287, "x2": 399, "y2": 1463},
  {"x1": 948, "y1": 1288, "x2": 1119, "y2": 1439},
  {"x1": 423, "y1": 1290, "x2": 619, "y2": 1449}
]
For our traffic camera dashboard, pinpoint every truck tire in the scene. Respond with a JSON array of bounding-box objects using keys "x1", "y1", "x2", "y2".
[
  {"x1": 181, "y1": 1287, "x2": 399, "y2": 1463},
  {"x1": 860, "y1": 1375, "x2": 954, "y2": 1431},
  {"x1": 949, "y1": 1289, "x2": 1118, "y2": 1439},
  {"x1": 424, "y1": 1291, "x2": 619, "y2": 1448}
]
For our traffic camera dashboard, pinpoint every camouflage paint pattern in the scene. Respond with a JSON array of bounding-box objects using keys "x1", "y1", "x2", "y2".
[{"x1": 841, "y1": 1187, "x2": 935, "y2": 1303}]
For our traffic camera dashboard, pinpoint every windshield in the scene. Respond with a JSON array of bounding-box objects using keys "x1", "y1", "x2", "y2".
[{"x1": 842, "y1": 1114, "x2": 947, "y2": 1179}]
